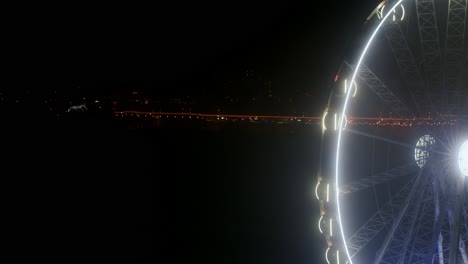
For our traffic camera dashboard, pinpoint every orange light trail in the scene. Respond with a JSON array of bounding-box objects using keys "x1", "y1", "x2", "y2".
[
  {"x1": 113, "y1": 111, "x2": 459, "y2": 127},
  {"x1": 114, "y1": 111, "x2": 321, "y2": 121}
]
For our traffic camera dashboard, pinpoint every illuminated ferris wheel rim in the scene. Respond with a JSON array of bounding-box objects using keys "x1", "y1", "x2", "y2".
[
  {"x1": 460, "y1": 140, "x2": 468, "y2": 177},
  {"x1": 335, "y1": 0, "x2": 407, "y2": 263}
]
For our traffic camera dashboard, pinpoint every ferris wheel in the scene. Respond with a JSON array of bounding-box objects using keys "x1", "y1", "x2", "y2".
[{"x1": 317, "y1": 0, "x2": 467, "y2": 263}]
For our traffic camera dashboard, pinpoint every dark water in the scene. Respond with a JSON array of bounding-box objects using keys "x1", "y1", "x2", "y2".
[
  {"x1": 1, "y1": 113, "x2": 152, "y2": 260},
  {"x1": 157, "y1": 124, "x2": 324, "y2": 264},
  {"x1": 0, "y1": 111, "x2": 420, "y2": 262}
]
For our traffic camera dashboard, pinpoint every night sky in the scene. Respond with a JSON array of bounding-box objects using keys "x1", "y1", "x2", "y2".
[
  {"x1": 3, "y1": 1, "x2": 386, "y2": 262},
  {"x1": 12, "y1": 1, "x2": 376, "y2": 100},
  {"x1": 152, "y1": 2, "x2": 378, "y2": 264},
  {"x1": 4, "y1": 1, "x2": 379, "y2": 104},
  {"x1": 155, "y1": 1, "x2": 376, "y2": 99}
]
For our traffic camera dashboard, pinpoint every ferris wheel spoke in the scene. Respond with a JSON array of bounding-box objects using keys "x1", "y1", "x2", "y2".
[
  {"x1": 416, "y1": 0, "x2": 444, "y2": 115},
  {"x1": 424, "y1": 182, "x2": 451, "y2": 264},
  {"x1": 406, "y1": 195, "x2": 437, "y2": 263},
  {"x1": 374, "y1": 169, "x2": 430, "y2": 263},
  {"x1": 345, "y1": 176, "x2": 416, "y2": 259},
  {"x1": 443, "y1": 0, "x2": 467, "y2": 113},
  {"x1": 460, "y1": 238, "x2": 468, "y2": 264},
  {"x1": 437, "y1": 123, "x2": 455, "y2": 152},
  {"x1": 345, "y1": 128, "x2": 414, "y2": 149},
  {"x1": 340, "y1": 162, "x2": 417, "y2": 196},
  {"x1": 344, "y1": 61, "x2": 409, "y2": 117},
  {"x1": 460, "y1": 208, "x2": 468, "y2": 264},
  {"x1": 448, "y1": 176, "x2": 466, "y2": 264},
  {"x1": 383, "y1": 19, "x2": 427, "y2": 116},
  {"x1": 345, "y1": 128, "x2": 451, "y2": 156},
  {"x1": 406, "y1": 114, "x2": 454, "y2": 155},
  {"x1": 442, "y1": 122, "x2": 467, "y2": 155}
]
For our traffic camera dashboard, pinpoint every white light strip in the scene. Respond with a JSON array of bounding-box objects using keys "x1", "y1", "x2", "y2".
[
  {"x1": 401, "y1": 5, "x2": 405, "y2": 21},
  {"x1": 325, "y1": 247, "x2": 331, "y2": 264},
  {"x1": 334, "y1": 113, "x2": 337, "y2": 131},
  {"x1": 459, "y1": 140, "x2": 468, "y2": 176},
  {"x1": 315, "y1": 181, "x2": 321, "y2": 200},
  {"x1": 318, "y1": 216, "x2": 323, "y2": 233},
  {"x1": 344, "y1": 79, "x2": 357, "y2": 97},
  {"x1": 341, "y1": 114, "x2": 348, "y2": 129},
  {"x1": 327, "y1": 183, "x2": 330, "y2": 202},
  {"x1": 335, "y1": 1, "x2": 405, "y2": 263},
  {"x1": 337, "y1": 250, "x2": 340, "y2": 264},
  {"x1": 344, "y1": 79, "x2": 348, "y2": 94},
  {"x1": 322, "y1": 111, "x2": 328, "y2": 132},
  {"x1": 330, "y1": 218, "x2": 333, "y2": 236},
  {"x1": 352, "y1": 81, "x2": 357, "y2": 97}
]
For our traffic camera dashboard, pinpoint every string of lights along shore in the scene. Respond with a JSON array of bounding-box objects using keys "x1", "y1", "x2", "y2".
[{"x1": 113, "y1": 111, "x2": 462, "y2": 127}]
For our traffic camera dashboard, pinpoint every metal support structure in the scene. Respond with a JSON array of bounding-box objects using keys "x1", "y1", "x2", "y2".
[
  {"x1": 416, "y1": 0, "x2": 444, "y2": 110},
  {"x1": 426, "y1": 181, "x2": 450, "y2": 264},
  {"x1": 316, "y1": 2, "x2": 468, "y2": 263},
  {"x1": 440, "y1": 209, "x2": 452, "y2": 264},
  {"x1": 383, "y1": 19, "x2": 427, "y2": 115},
  {"x1": 345, "y1": 176, "x2": 415, "y2": 259},
  {"x1": 460, "y1": 239, "x2": 468, "y2": 263},
  {"x1": 340, "y1": 163, "x2": 417, "y2": 195},
  {"x1": 374, "y1": 169, "x2": 428, "y2": 263},
  {"x1": 438, "y1": 233, "x2": 445, "y2": 264},
  {"x1": 405, "y1": 183, "x2": 436, "y2": 263},
  {"x1": 344, "y1": 61, "x2": 409, "y2": 117},
  {"x1": 443, "y1": 0, "x2": 467, "y2": 113},
  {"x1": 448, "y1": 176, "x2": 465, "y2": 264},
  {"x1": 463, "y1": 58, "x2": 468, "y2": 113},
  {"x1": 462, "y1": 190, "x2": 468, "y2": 263}
]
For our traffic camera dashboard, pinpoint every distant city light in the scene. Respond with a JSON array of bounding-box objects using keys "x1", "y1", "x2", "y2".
[
  {"x1": 114, "y1": 111, "x2": 456, "y2": 127},
  {"x1": 67, "y1": 104, "x2": 88, "y2": 112}
]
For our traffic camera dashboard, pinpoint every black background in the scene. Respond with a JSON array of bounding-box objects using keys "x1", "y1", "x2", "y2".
[{"x1": 3, "y1": 1, "x2": 380, "y2": 262}]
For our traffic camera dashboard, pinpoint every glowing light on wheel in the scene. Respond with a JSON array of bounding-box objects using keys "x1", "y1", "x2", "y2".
[
  {"x1": 325, "y1": 247, "x2": 331, "y2": 264},
  {"x1": 322, "y1": 112, "x2": 348, "y2": 132},
  {"x1": 414, "y1": 135, "x2": 436, "y2": 168},
  {"x1": 315, "y1": 180, "x2": 321, "y2": 200},
  {"x1": 322, "y1": 111, "x2": 329, "y2": 132},
  {"x1": 344, "y1": 79, "x2": 357, "y2": 98},
  {"x1": 318, "y1": 216, "x2": 324, "y2": 234},
  {"x1": 459, "y1": 140, "x2": 468, "y2": 176},
  {"x1": 378, "y1": 4, "x2": 405, "y2": 21},
  {"x1": 335, "y1": 1, "x2": 406, "y2": 263},
  {"x1": 334, "y1": 114, "x2": 337, "y2": 131},
  {"x1": 377, "y1": 4, "x2": 384, "y2": 19}
]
